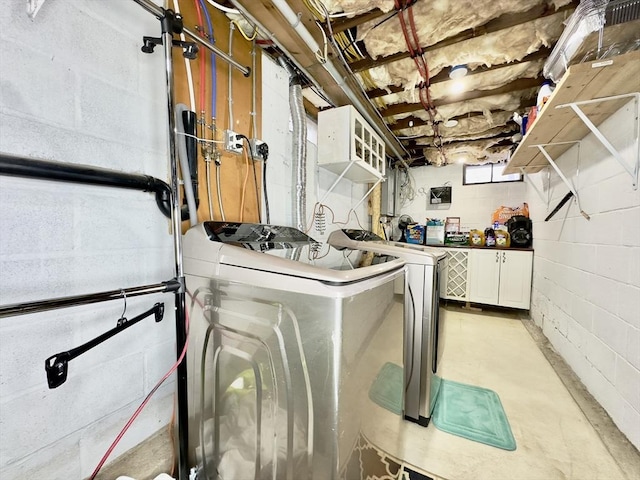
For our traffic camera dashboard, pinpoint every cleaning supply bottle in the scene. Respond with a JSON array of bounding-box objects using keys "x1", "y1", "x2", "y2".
[
  {"x1": 537, "y1": 80, "x2": 554, "y2": 114},
  {"x1": 469, "y1": 229, "x2": 485, "y2": 246},
  {"x1": 495, "y1": 228, "x2": 510, "y2": 248},
  {"x1": 484, "y1": 228, "x2": 496, "y2": 247}
]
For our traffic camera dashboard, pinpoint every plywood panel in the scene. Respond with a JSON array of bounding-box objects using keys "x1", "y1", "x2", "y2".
[
  {"x1": 505, "y1": 50, "x2": 640, "y2": 174},
  {"x1": 171, "y1": 0, "x2": 262, "y2": 229}
]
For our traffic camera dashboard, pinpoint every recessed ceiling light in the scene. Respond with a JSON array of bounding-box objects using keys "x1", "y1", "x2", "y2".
[
  {"x1": 450, "y1": 79, "x2": 466, "y2": 94},
  {"x1": 449, "y1": 64, "x2": 468, "y2": 79},
  {"x1": 444, "y1": 119, "x2": 458, "y2": 128}
]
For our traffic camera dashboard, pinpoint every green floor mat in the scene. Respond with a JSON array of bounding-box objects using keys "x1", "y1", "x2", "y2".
[
  {"x1": 432, "y1": 379, "x2": 516, "y2": 451},
  {"x1": 368, "y1": 362, "x2": 403, "y2": 415}
]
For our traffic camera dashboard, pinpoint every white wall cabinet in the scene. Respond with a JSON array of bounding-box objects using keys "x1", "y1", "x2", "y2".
[
  {"x1": 468, "y1": 249, "x2": 533, "y2": 309},
  {"x1": 318, "y1": 105, "x2": 385, "y2": 183}
]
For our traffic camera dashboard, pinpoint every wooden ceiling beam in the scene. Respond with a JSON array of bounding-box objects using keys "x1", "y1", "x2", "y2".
[
  {"x1": 404, "y1": 130, "x2": 518, "y2": 147},
  {"x1": 330, "y1": 8, "x2": 388, "y2": 34},
  {"x1": 390, "y1": 98, "x2": 535, "y2": 131},
  {"x1": 380, "y1": 76, "x2": 542, "y2": 117},
  {"x1": 366, "y1": 47, "x2": 551, "y2": 99},
  {"x1": 349, "y1": 0, "x2": 578, "y2": 73},
  {"x1": 232, "y1": 0, "x2": 407, "y2": 159}
]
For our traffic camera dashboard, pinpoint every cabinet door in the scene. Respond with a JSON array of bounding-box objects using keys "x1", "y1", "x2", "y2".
[
  {"x1": 469, "y1": 250, "x2": 500, "y2": 305},
  {"x1": 498, "y1": 250, "x2": 533, "y2": 309}
]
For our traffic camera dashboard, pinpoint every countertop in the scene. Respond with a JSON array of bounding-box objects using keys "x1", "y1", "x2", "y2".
[{"x1": 423, "y1": 243, "x2": 535, "y2": 252}]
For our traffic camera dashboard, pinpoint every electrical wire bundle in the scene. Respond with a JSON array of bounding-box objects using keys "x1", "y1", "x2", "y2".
[{"x1": 302, "y1": 0, "x2": 385, "y2": 108}]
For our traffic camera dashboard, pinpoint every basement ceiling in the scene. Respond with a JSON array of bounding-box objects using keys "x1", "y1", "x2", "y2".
[{"x1": 231, "y1": 0, "x2": 581, "y2": 166}]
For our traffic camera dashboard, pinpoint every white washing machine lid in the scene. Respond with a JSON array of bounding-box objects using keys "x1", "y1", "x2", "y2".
[
  {"x1": 183, "y1": 222, "x2": 406, "y2": 285},
  {"x1": 328, "y1": 229, "x2": 445, "y2": 265}
]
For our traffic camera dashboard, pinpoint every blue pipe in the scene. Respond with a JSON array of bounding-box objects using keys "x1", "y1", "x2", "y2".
[{"x1": 199, "y1": 0, "x2": 217, "y2": 118}]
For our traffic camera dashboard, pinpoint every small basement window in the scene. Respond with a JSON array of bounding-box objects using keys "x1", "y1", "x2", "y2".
[{"x1": 463, "y1": 163, "x2": 523, "y2": 185}]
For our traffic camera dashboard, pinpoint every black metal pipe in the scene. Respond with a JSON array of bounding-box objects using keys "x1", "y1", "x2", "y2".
[
  {"x1": 0, "y1": 152, "x2": 166, "y2": 191},
  {"x1": 0, "y1": 280, "x2": 180, "y2": 318},
  {"x1": 0, "y1": 152, "x2": 181, "y2": 219}
]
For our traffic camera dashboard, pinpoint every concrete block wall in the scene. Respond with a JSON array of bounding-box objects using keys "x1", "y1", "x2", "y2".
[
  {"x1": 397, "y1": 163, "x2": 528, "y2": 231},
  {"x1": 526, "y1": 100, "x2": 640, "y2": 450},
  {"x1": 262, "y1": 55, "x2": 370, "y2": 254},
  {"x1": 0, "y1": 1, "x2": 177, "y2": 478}
]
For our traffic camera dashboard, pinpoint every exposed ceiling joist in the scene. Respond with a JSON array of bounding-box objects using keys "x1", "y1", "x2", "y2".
[
  {"x1": 349, "y1": 1, "x2": 578, "y2": 73},
  {"x1": 231, "y1": 0, "x2": 408, "y2": 160},
  {"x1": 366, "y1": 47, "x2": 552, "y2": 100},
  {"x1": 390, "y1": 100, "x2": 534, "y2": 132},
  {"x1": 227, "y1": 0, "x2": 628, "y2": 167},
  {"x1": 380, "y1": 76, "x2": 543, "y2": 117},
  {"x1": 406, "y1": 131, "x2": 517, "y2": 149},
  {"x1": 329, "y1": 8, "x2": 387, "y2": 34}
]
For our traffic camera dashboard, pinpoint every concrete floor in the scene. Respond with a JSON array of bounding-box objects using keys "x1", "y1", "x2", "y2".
[
  {"x1": 360, "y1": 300, "x2": 640, "y2": 480},
  {"x1": 98, "y1": 299, "x2": 640, "y2": 480}
]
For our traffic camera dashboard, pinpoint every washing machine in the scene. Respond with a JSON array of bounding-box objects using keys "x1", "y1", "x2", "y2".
[
  {"x1": 328, "y1": 229, "x2": 445, "y2": 427},
  {"x1": 182, "y1": 222, "x2": 406, "y2": 480}
]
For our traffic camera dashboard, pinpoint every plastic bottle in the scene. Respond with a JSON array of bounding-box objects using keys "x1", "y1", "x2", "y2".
[
  {"x1": 484, "y1": 228, "x2": 496, "y2": 247},
  {"x1": 495, "y1": 229, "x2": 510, "y2": 248},
  {"x1": 537, "y1": 80, "x2": 554, "y2": 113},
  {"x1": 469, "y1": 229, "x2": 485, "y2": 246}
]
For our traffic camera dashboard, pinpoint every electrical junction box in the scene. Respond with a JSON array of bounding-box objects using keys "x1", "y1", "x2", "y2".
[{"x1": 318, "y1": 105, "x2": 386, "y2": 183}]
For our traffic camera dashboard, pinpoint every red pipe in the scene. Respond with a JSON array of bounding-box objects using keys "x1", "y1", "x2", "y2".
[{"x1": 394, "y1": 0, "x2": 445, "y2": 160}]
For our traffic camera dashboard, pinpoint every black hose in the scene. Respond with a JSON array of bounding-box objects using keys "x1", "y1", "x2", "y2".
[
  {"x1": 263, "y1": 160, "x2": 270, "y2": 224},
  {"x1": 181, "y1": 109, "x2": 199, "y2": 206}
]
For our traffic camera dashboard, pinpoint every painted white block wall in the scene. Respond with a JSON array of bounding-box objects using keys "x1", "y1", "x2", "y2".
[
  {"x1": 396, "y1": 163, "x2": 528, "y2": 232},
  {"x1": 526, "y1": 99, "x2": 640, "y2": 450},
  {"x1": 0, "y1": 1, "x2": 176, "y2": 478},
  {"x1": 261, "y1": 56, "x2": 370, "y2": 258}
]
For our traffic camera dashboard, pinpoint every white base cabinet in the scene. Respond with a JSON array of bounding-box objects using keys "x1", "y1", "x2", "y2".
[{"x1": 468, "y1": 249, "x2": 533, "y2": 309}]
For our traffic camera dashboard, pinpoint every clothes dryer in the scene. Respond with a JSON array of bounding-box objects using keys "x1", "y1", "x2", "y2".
[
  {"x1": 328, "y1": 229, "x2": 445, "y2": 426},
  {"x1": 183, "y1": 222, "x2": 405, "y2": 479}
]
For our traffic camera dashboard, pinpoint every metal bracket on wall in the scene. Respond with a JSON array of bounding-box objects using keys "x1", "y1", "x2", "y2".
[
  {"x1": 530, "y1": 140, "x2": 590, "y2": 220},
  {"x1": 27, "y1": 0, "x2": 47, "y2": 18},
  {"x1": 556, "y1": 92, "x2": 639, "y2": 190},
  {"x1": 519, "y1": 166, "x2": 549, "y2": 207},
  {"x1": 318, "y1": 161, "x2": 385, "y2": 210}
]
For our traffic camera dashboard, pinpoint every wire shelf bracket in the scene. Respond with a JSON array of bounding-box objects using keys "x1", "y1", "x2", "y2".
[{"x1": 519, "y1": 166, "x2": 549, "y2": 207}]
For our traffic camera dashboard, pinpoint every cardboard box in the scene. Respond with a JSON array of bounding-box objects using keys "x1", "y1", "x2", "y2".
[
  {"x1": 407, "y1": 224, "x2": 425, "y2": 244},
  {"x1": 426, "y1": 224, "x2": 445, "y2": 245}
]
